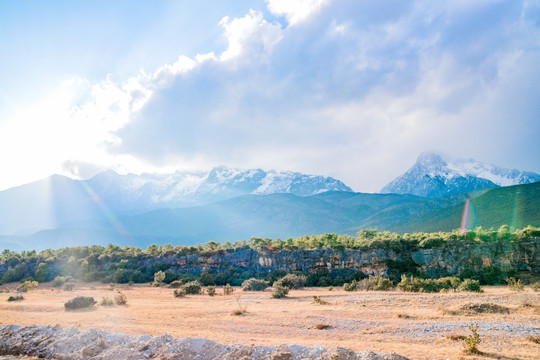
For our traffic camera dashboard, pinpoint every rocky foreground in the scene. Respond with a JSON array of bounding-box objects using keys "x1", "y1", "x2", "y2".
[{"x1": 0, "y1": 324, "x2": 408, "y2": 360}]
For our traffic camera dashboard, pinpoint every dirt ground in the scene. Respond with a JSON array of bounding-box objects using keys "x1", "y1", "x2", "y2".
[{"x1": 1, "y1": 283, "x2": 539, "y2": 360}]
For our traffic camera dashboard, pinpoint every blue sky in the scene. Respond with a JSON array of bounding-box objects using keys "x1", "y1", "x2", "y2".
[{"x1": 1, "y1": 0, "x2": 539, "y2": 192}]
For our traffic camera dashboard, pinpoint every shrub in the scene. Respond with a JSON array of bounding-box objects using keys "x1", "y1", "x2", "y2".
[
  {"x1": 313, "y1": 296, "x2": 329, "y2": 305},
  {"x1": 173, "y1": 288, "x2": 186, "y2": 297},
  {"x1": 52, "y1": 276, "x2": 65, "y2": 287},
  {"x1": 152, "y1": 271, "x2": 166, "y2": 287},
  {"x1": 223, "y1": 284, "x2": 235, "y2": 295},
  {"x1": 506, "y1": 277, "x2": 524, "y2": 291},
  {"x1": 242, "y1": 278, "x2": 269, "y2": 291},
  {"x1": 531, "y1": 282, "x2": 540, "y2": 292},
  {"x1": 275, "y1": 273, "x2": 307, "y2": 289},
  {"x1": 343, "y1": 280, "x2": 358, "y2": 291},
  {"x1": 458, "y1": 279, "x2": 482, "y2": 292},
  {"x1": 231, "y1": 295, "x2": 247, "y2": 315},
  {"x1": 206, "y1": 286, "x2": 216, "y2": 296},
  {"x1": 115, "y1": 289, "x2": 127, "y2": 305},
  {"x1": 463, "y1": 322, "x2": 481, "y2": 354},
  {"x1": 63, "y1": 281, "x2": 75, "y2": 291},
  {"x1": 100, "y1": 297, "x2": 114, "y2": 306},
  {"x1": 272, "y1": 283, "x2": 289, "y2": 298},
  {"x1": 17, "y1": 280, "x2": 38, "y2": 292},
  {"x1": 64, "y1": 296, "x2": 96, "y2": 310},
  {"x1": 7, "y1": 295, "x2": 24, "y2": 302},
  {"x1": 182, "y1": 281, "x2": 202, "y2": 295},
  {"x1": 169, "y1": 280, "x2": 184, "y2": 288},
  {"x1": 358, "y1": 276, "x2": 393, "y2": 291}
]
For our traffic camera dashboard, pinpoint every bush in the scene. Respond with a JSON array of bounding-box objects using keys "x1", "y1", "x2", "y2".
[
  {"x1": 100, "y1": 297, "x2": 114, "y2": 306},
  {"x1": 115, "y1": 290, "x2": 127, "y2": 305},
  {"x1": 64, "y1": 296, "x2": 96, "y2": 310},
  {"x1": 242, "y1": 278, "x2": 269, "y2": 291},
  {"x1": 173, "y1": 288, "x2": 186, "y2": 297},
  {"x1": 206, "y1": 286, "x2": 216, "y2": 296},
  {"x1": 275, "y1": 273, "x2": 307, "y2": 289},
  {"x1": 506, "y1": 277, "x2": 524, "y2": 291},
  {"x1": 17, "y1": 280, "x2": 38, "y2": 292},
  {"x1": 272, "y1": 283, "x2": 289, "y2": 298},
  {"x1": 152, "y1": 271, "x2": 166, "y2": 287},
  {"x1": 63, "y1": 281, "x2": 75, "y2": 291},
  {"x1": 223, "y1": 284, "x2": 235, "y2": 295},
  {"x1": 169, "y1": 280, "x2": 184, "y2": 288},
  {"x1": 182, "y1": 281, "x2": 202, "y2": 295},
  {"x1": 358, "y1": 276, "x2": 393, "y2": 291},
  {"x1": 458, "y1": 279, "x2": 482, "y2": 292},
  {"x1": 7, "y1": 295, "x2": 24, "y2": 301},
  {"x1": 343, "y1": 280, "x2": 358, "y2": 291},
  {"x1": 463, "y1": 322, "x2": 481, "y2": 354}
]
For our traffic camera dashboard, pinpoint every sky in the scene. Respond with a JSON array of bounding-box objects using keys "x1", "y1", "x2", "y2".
[{"x1": 1, "y1": 0, "x2": 539, "y2": 193}]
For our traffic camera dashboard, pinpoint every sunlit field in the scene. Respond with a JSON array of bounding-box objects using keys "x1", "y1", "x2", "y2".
[{"x1": 1, "y1": 283, "x2": 539, "y2": 360}]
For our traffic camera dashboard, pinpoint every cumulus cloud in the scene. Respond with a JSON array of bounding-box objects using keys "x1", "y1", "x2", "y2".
[{"x1": 50, "y1": 0, "x2": 540, "y2": 192}]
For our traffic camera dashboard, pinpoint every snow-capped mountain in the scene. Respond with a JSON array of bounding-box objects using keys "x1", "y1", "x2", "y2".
[
  {"x1": 85, "y1": 166, "x2": 353, "y2": 210},
  {"x1": 381, "y1": 152, "x2": 540, "y2": 198}
]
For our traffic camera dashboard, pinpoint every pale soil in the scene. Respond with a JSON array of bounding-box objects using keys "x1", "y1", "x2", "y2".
[{"x1": 1, "y1": 283, "x2": 539, "y2": 360}]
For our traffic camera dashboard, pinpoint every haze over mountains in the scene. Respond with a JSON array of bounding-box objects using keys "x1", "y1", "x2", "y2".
[{"x1": 0, "y1": 153, "x2": 539, "y2": 251}]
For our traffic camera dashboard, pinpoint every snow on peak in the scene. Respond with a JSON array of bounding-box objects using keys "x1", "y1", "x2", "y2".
[{"x1": 381, "y1": 152, "x2": 540, "y2": 198}]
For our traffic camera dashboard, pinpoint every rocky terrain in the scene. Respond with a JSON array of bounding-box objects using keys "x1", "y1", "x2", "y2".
[{"x1": 0, "y1": 324, "x2": 407, "y2": 360}]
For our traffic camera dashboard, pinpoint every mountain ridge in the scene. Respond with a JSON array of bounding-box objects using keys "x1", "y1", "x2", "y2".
[{"x1": 381, "y1": 152, "x2": 540, "y2": 198}]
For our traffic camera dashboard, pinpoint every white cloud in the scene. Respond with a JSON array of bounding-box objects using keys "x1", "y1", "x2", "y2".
[{"x1": 266, "y1": 0, "x2": 331, "y2": 25}]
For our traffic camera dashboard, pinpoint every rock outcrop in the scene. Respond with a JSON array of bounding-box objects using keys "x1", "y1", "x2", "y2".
[{"x1": 0, "y1": 324, "x2": 408, "y2": 360}]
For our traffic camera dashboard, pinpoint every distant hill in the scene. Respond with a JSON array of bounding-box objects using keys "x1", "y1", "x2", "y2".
[
  {"x1": 0, "y1": 168, "x2": 352, "y2": 236},
  {"x1": 381, "y1": 152, "x2": 540, "y2": 198},
  {"x1": 1, "y1": 182, "x2": 539, "y2": 251}
]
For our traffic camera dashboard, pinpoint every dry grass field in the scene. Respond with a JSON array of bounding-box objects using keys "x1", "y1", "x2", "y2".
[{"x1": 1, "y1": 283, "x2": 540, "y2": 360}]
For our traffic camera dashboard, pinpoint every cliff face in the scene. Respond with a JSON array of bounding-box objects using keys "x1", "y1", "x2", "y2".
[{"x1": 155, "y1": 238, "x2": 540, "y2": 277}]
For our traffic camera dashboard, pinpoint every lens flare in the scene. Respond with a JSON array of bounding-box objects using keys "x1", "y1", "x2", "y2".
[
  {"x1": 80, "y1": 181, "x2": 130, "y2": 238},
  {"x1": 460, "y1": 198, "x2": 470, "y2": 235}
]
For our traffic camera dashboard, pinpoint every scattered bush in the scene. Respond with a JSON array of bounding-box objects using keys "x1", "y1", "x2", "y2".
[
  {"x1": 271, "y1": 283, "x2": 289, "y2": 298},
  {"x1": 173, "y1": 288, "x2": 186, "y2": 297},
  {"x1": 358, "y1": 276, "x2": 393, "y2": 291},
  {"x1": 100, "y1": 297, "x2": 114, "y2": 306},
  {"x1": 64, "y1": 296, "x2": 96, "y2": 310},
  {"x1": 231, "y1": 295, "x2": 247, "y2": 315},
  {"x1": 169, "y1": 280, "x2": 184, "y2": 288},
  {"x1": 343, "y1": 280, "x2": 358, "y2": 291},
  {"x1": 152, "y1": 271, "x2": 166, "y2": 287},
  {"x1": 242, "y1": 278, "x2": 269, "y2": 291},
  {"x1": 275, "y1": 273, "x2": 306, "y2": 289},
  {"x1": 52, "y1": 276, "x2": 72, "y2": 288},
  {"x1": 463, "y1": 322, "x2": 481, "y2": 354},
  {"x1": 182, "y1": 281, "x2": 202, "y2": 295},
  {"x1": 115, "y1": 290, "x2": 127, "y2": 305},
  {"x1": 313, "y1": 296, "x2": 329, "y2": 305},
  {"x1": 530, "y1": 282, "x2": 540, "y2": 292},
  {"x1": 7, "y1": 295, "x2": 24, "y2": 302},
  {"x1": 446, "y1": 334, "x2": 466, "y2": 341},
  {"x1": 223, "y1": 284, "x2": 235, "y2": 295},
  {"x1": 457, "y1": 279, "x2": 482, "y2": 293},
  {"x1": 507, "y1": 277, "x2": 524, "y2": 291},
  {"x1": 206, "y1": 286, "x2": 216, "y2": 296},
  {"x1": 17, "y1": 280, "x2": 38, "y2": 292},
  {"x1": 63, "y1": 281, "x2": 75, "y2": 291}
]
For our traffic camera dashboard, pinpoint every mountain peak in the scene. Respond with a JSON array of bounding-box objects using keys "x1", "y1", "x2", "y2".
[{"x1": 381, "y1": 153, "x2": 540, "y2": 198}]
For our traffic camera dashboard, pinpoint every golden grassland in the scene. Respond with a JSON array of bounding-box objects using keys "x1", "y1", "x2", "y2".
[{"x1": 1, "y1": 283, "x2": 539, "y2": 360}]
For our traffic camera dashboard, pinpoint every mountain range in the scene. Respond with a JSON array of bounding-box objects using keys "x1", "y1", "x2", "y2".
[
  {"x1": 0, "y1": 154, "x2": 538, "y2": 251},
  {"x1": 381, "y1": 152, "x2": 540, "y2": 198}
]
